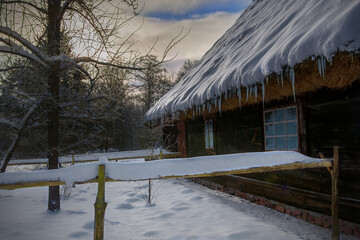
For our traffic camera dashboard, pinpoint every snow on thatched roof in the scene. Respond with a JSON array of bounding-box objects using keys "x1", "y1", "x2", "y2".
[{"x1": 146, "y1": 0, "x2": 360, "y2": 121}]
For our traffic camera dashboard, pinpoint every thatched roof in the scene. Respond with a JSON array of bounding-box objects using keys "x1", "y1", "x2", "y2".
[{"x1": 146, "y1": 0, "x2": 360, "y2": 121}]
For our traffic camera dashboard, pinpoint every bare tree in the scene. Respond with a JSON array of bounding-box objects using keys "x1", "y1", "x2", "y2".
[{"x1": 0, "y1": 0, "x2": 185, "y2": 211}]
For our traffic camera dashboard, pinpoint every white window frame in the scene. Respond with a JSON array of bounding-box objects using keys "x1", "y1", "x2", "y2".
[
  {"x1": 264, "y1": 105, "x2": 298, "y2": 151},
  {"x1": 205, "y1": 119, "x2": 214, "y2": 150}
]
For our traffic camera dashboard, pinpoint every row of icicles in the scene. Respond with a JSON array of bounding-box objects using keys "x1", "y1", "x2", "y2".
[{"x1": 150, "y1": 53, "x2": 355, "y2": 126}]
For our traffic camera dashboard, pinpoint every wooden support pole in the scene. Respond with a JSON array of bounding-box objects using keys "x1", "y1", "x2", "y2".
[
  {"x1": 72, "y1": 154, "x2": 75, "y2": 165},
  {"x1": 94, "y1": 160, "x2": 107, "y2": 240},
  {"x1": 331, "y1": 146, "x2": 339, "y2": 240}
]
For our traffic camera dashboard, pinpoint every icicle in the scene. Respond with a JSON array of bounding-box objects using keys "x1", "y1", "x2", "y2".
[
  {"x1": 218, "y1": 97, "x2": 222, "y2": 117},
  {"x1": 202, "y1": 103, "x2": 205, "y2": 112},
  {"x1": 254, "y1": 85, "x2": 258, "y2": 100},
  {"x1": 214, "y1": 98, "x2": 217, "y2": 108},
  {"x1": 317, "y1": 58, "x2": 322, "y2": 77},
  {"x1": 266, "y1": 77, "x2": 269, "y2": 84},
  {"x1": 276, "y1": 75, "x2": 279, "y2": 85},
  {"x1": 262, "y1": 83, "x2": 265, "y2": 108},
  {"x1": 193, "y1": 109, "x2": 195, "y2": 118},
  {"x1": 225, "y1": 91, "x2": 228, "y2": 100},
  {"x1": 291, "y1": 69, "x2": 296, "y2": 102},
  {"x1": 281, "y1": 71, "x2": 284, "y2": 87},
  {"x1": 207, "y1": 102, "x2": 211, "y2": 112},
  {"x1": 246, "y1": 87, "x2": 249, "y2": 102},
  {"x1": 238, "y1": 88, "x2": 241, "y2": 109},
  {"x1": 321, "y1": 55, "x2": 325, "y2": 79},
  {"x1": 330, "y1": 57, "x2": 333, "y2": 66}
]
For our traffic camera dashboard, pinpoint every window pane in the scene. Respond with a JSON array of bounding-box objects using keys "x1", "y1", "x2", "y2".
[
  {"x1": 286, "y1": 107, "x2": 297, "y2": 120},
  {"x1": 265, "y1": 124, "x2": 274, "y2": 136},
  {"x1": 274, "y1": 109, "x2": 284, "y2": 122},
  {"x1": 286, "y1": 122, "x2": 297, "y2": 135},
  {"x1": 275, "y1": 137, "x2": 286, "y2": 150},
  {"x1": 209, "y1": 120, "x2": 214, "y2": 149},
  {"x1": 275, "y1": 123, "x2": 285, "y2": 135},
  {"x1": 265, "y1": 111, "x2": 273, "y2": 123},
  {"x1": 287, "y1": 136, "x2": 298, "y2": 150},
  {"x1": 266, "y1": 138, "x2": 275, "y2": 150}
]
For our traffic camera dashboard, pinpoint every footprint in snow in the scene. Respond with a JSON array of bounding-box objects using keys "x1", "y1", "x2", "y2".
[
  {"x1": 125, "y1": 197, "x2": 141, "y2": 203},
  {"x1": 126, "y1": 192, "x2": 137, "y2": 197},
  {"x1": 83, "y1": 221, "x2": 93, "y2": 230},
  {"x1": 65, "y1": 210, "x2": 87, "y2": 215},
  {"x1": 68, "y1": 231, "x2": 90, "y2": 238},
  {"x1": 158, "y1": 212, "x2": 175, "y2": 219},
  {"x1": 180, "y1": 188, "x2": 195, "y2": 194},
  {"x1": 116, "y1": 203, "x2": 134, "y2": 210},
  {"x1": 76, "y1": 197, "x2": 87, "y2": 202},
  {"x1": 189, "y1": 196, "x2": 203, "y2": 201},
  {"x1": 171, "y1": 206, "x2": 189, "y2": 212},
  {"x1": 143, "y1": 231, "x2": 158, "y2": 237},
  {"x1": 227, "y1": 231, "x2": 255, "y2": 239}
]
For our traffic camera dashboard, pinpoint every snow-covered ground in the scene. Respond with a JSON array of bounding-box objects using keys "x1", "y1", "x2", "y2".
[{"x1": 0, "y1": 177, "x2": 358, "y2": 240}]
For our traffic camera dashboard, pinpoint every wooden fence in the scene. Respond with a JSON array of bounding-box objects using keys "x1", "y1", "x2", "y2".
[{"x1": 0, "y1": 148, "x2": 339, "y2": 240}]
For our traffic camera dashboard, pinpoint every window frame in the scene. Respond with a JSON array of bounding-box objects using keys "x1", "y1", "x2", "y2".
[
  {"x1": 204, "y1": 119, "x2": 214, "y2": 150},
  {"x1": 263, "y1": 105, "x2": 299, "y2": 151}
]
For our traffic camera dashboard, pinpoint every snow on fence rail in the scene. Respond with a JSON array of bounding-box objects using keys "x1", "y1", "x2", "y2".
[
  {"x1": 8, "y1": 149, "x2": 180, "y2": 165},
  {"x1": 0, "y1": 149, "x2": 340, "y2": 240}
]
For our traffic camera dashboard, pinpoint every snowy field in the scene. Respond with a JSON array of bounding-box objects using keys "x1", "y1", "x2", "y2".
[{"x1": 0, "y1": 177, "x2": 358, "y2": 240}]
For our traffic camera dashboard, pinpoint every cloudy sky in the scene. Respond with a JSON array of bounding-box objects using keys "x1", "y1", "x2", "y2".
[{"x1": 129, "y1": 0, "x2": 252, "y2": 73}]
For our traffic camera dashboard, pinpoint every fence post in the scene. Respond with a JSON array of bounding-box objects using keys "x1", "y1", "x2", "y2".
[
  {"x1": 331, "y1": 146, "x2": 339, "y2": 240},
  {"x1": 94, "y1": 157, "x2": 108, "y2": 240},
  {"x1": 72, "y1": 154, "x2": 75, "y2": 165}
]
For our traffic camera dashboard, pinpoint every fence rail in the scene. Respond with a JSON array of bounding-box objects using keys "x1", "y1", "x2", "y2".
[{"x1": 0, "y1": 149, "x2": 339, "y2": 240}]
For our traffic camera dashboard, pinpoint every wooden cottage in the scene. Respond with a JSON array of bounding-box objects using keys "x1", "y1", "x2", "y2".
[{"x1": 146, "y1": 0, "x2": 360, "y2": 227}]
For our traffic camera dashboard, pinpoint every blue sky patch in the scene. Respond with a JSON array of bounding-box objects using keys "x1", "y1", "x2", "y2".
[{"x1": 145, "y1": 1, "x2": 251, "y2": 20}]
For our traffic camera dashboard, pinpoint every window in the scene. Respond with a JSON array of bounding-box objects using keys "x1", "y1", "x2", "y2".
[
  {"x1": 205, "y1": 120, "x2": 214, "y2": 149},
  {"x1": 264, "y1": 106, "x2": 298, "y2": 150}
]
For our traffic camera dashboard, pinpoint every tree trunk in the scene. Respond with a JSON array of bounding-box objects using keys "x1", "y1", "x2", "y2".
[{"x1": 47, "y1": 0, "x2": 61, "y2": 211}]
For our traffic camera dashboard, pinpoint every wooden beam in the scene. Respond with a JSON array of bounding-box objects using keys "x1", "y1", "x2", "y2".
[{"x1": 331, "y1": 146, "x2": 339, "y2": 240}]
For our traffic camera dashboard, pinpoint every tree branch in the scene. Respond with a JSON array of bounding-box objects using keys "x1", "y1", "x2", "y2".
[
  {"x1": 75, "y1": 57, "x2": 145, "y2": 71},
  {"x1": 0, "y1": 0, "x2": 47, "y2": 14}
]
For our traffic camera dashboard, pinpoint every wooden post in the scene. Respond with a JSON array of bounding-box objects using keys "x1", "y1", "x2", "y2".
[
  {"x1": 94, "y1": 158, "x2": 108, "y2": 240},
  {"x1": 72, "y1": 154, "x2": 75, "y2": 165},
  {"x1": 331, "y1": 146, "x2": 339, "y2": 240}
]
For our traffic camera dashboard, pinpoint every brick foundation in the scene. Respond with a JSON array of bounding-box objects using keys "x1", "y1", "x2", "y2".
[{"x1": 192, "y1": 178, "x2": 360, "y2": 237}]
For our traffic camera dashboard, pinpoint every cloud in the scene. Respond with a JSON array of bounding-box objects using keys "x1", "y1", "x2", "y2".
[{"x1": 127, "y1": 11, "x2": 241, "y2": 72}]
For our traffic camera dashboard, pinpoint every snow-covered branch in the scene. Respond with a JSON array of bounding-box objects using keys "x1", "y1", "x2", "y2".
[
  {"x1": 0, "y1": 26, "x2": 49, "y2": 64},
  {"x1": 0, "y1": 45, "x2": 46, "y2": 67},
  {"x1": 0, "y1": 103, "x2": 38, "y2": 172},
  {"x1": 0, "y1": 118, "x2": 18, "y2": 130}
]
